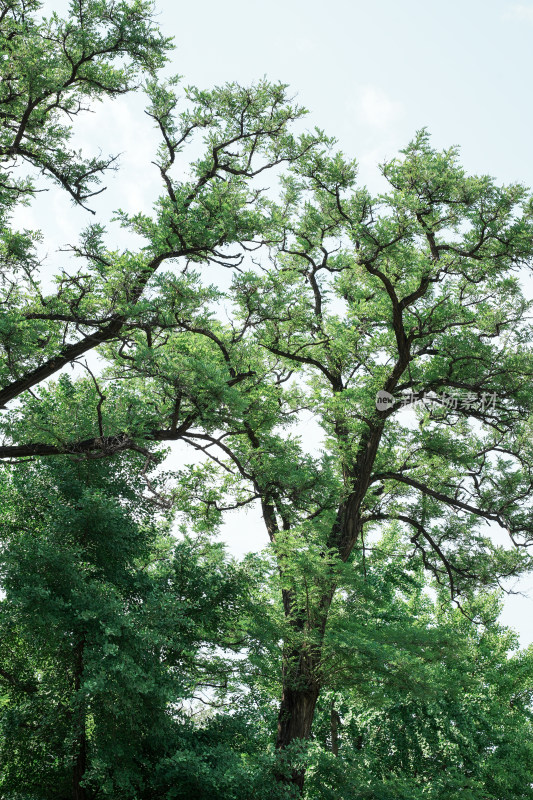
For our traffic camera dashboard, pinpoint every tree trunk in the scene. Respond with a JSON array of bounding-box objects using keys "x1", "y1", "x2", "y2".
[
  {"x1": 275, "y1": 646, "x2": 321, "y2": 792},
  {"x1": 276, "y1": 683, "x2": 320, "y2": 749},
  {"x1": 273, "y1": 580, "x2": 337, "y2": 792},
  {"x1": 73, "y1": 735, "x2": 87, "y2": 800},
  {"x1": 72, "y1": 637, "x2": 87, "y2": 800},
  {"x1": 275, "y1": 685, "x2": 320, "y2": 791}
]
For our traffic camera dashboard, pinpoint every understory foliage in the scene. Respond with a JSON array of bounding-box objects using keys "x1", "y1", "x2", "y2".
[
  {"x1": 0, "y1": 456, "x2": 259, "y2": 798},
  {"x1": 1, "y1": 465, "x2": 531, "y2": 799},
  {"x1": 1, "y1": 0, "x2": 533, "y2": 798}
]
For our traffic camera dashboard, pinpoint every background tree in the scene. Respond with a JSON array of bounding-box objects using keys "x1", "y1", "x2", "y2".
[{"x1": 0, "y1": 450, "x2": 265, "y2": 799}]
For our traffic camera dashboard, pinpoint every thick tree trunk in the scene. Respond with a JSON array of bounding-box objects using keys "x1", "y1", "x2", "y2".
[
  {"x1": 273, "y1": 582, "x2": 337, "y2": 792},
  {"x1": 274, "y1": 642, "x2": 322, "y2": 792},
  {"x1": 275, "y1": 682, "x2": 320, "y2": 791},
  {"x1": 276, "y1": 683, "x2": 320, "y2": 749},
  {"x1": 73, "y1": 736, "x2": 87, "y2": 800}
]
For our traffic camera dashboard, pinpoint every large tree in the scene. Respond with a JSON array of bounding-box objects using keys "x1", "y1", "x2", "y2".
[
  {"x1": 2, "y1": 2, "x2": 533, "y2": 796},
  {"x1": 167, "y1": 132, "x2": 533, "y2": 790}
]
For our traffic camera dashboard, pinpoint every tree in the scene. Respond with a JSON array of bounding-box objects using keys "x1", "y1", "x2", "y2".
[
  {"x1": 2, "y1": 2, "x2": 533, "y2": 796},
  {"x1": 170, "y1": 131, "x2": 533, "y2": 790},
  {"x1": 0, "y1": 452, "x2": 264, "y2": 799},
  {"x1": 0, "y1": 0, "x2": 322, "y2": 454}
]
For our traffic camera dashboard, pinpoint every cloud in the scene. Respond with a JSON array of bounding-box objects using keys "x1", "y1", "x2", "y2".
[
  {"x1": 357, "y1": 85, "x2": 403, "y2": 129},
  {"x1": 505, "y1": 4, "x2": 533, "y2": 21}
]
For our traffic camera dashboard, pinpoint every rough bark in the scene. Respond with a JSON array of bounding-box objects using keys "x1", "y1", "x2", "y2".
[
  {"x1": 275, "y1": 670, "x2": 320, "y2": 791},
  {"x1": 275, "y1": 601, "x2": 332, "y2": 791},
  {"x1": 276, "y1": 679, "x2": 320, "y2": 749}
]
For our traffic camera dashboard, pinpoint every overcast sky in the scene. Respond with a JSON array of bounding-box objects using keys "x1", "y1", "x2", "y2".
[
  {"x1": 27, "y1": 0, "x2": 533, "y2": 645},
  {"x1": 156, "y1": 0, "x2": 533, "y2": 189}
]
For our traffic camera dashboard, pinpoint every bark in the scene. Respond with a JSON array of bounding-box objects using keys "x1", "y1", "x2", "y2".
[
  {"x1": 276, "y1": 680, "x2": 320, "y2": 749},
  {"x1": 73, "y1": 734, "x2": 87, "y2": 800},
  {"x1": 275, "y1": 675, "x2": 320, "y2": 792},
  {"x1": 274, "y1": 610, "x2": 329, "y2": 792},
  {"x1": 273, "y1": 574, "x2": 339, "y2": 792}
]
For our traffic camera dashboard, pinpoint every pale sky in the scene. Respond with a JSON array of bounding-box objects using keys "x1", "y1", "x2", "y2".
[{"x1": 24, "y1": 0, "x2": 533, "y2": 645}]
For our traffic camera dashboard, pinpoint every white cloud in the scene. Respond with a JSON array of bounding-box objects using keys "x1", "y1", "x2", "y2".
[
  {"x1": 505, "y1": 4, "x2": 533, "y2": 21},
  {"x1": 357, "y1": 85, "x2": 403, "y2": 129}
]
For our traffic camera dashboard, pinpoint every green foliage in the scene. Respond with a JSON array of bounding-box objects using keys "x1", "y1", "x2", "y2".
[
  {"x1": 241, "y1": 540, "x2": 533, "y2": 800},
  {"x1": 0, "y1": 0, "x2": 171, "y2": 213},
  {"x1": 306, "y1": 597, "x2": 533, "y2": 800},
  {"x1": 1, "y1": 456, "x2": 532, "y2": 798},
  {"x1": 1, "y1": 2, "x2": 533, "y2": 797},
  {"x1": 0, "y1": 456, "x2": 257, "y2": 798}
]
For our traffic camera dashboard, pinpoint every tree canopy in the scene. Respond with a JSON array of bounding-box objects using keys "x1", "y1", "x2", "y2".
[{"x1": 1, "y1": 1, "x2": 533, "y2": 798}]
